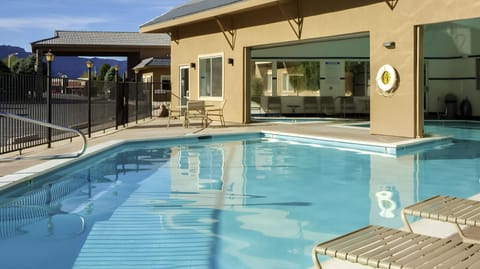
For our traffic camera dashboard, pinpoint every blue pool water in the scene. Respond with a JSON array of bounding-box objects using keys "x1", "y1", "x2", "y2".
[{"x1": 1, "y1": 122, "x2": 480, "y2": 268}]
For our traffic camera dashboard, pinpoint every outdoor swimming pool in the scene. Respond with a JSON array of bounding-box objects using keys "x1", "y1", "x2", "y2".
[{"x1": 0, "y1": 122, "x2": 479, "y2": 268}]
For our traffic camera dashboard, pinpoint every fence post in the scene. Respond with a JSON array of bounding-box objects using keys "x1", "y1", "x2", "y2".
[
  {"x1": 115, "y1": 82, "x2": 119, "y2": 130},
  {"x1": 150, "y1": 86, "x2": 153, "y2": 119}
]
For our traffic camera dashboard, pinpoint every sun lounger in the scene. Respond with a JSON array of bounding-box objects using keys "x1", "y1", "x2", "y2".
[
  {"x1": 312, "y1": 225, "x2": 480, "y2": 269},
  {"x1": 402, "y1": 195, "x2": 480, "y2": 243}
]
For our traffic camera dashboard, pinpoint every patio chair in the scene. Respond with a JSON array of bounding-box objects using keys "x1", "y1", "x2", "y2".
[
  {"x1": 167, "y1": 103, "x2": 184, "y2": 128},
  {"x1": 319, "y1": 96, "x2": 335, "y2": 116},
  {"x1": 312, "y1": 225, "x2": 480, "y2": 269},
  {"x1": 402, "y1": 195, "x2": 480, "y2": 243},
  {"x1": 185, "y1": 100, "x2": 208, "y2": 128},
  {"x1": 267, "y1": 96, "x2": 282, "y2": 113},
  {"x1": 206, "y1": 100, "x2": 226, "y2": 127},
  {"x1": 338, "y1": 96, "x2": 356, "y2": 118}
]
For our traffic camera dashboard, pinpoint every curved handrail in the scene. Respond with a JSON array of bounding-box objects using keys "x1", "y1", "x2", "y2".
[{"x1": 0, "y1": 112, "x2": 87, "y2": 159}]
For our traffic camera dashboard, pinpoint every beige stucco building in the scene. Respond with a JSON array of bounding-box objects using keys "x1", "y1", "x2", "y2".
[{"x1": 140, "y1": 0, "x2": 480, "y2": 138}]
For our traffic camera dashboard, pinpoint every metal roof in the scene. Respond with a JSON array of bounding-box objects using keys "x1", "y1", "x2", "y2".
[
  {"x1": 31, "y1": 30, "x2": 170, "y2": 47},
  {"x1": 141, "y1": 0, "x2": 243, "y2": 27},
  {"x1": 133, "y1": 57, "x2": 171, "y2": 69}
]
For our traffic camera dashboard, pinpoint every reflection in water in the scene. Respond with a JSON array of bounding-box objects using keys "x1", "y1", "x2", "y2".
[
  {"x1": 376, "y1": 190, "x2": 397, "y2": 218},
  {"x1": 177, "y1": 145, "x2": 225, "y2": 191},
  {"x1": 0, "y1": 176, "x2": 88, "y2": 239}
]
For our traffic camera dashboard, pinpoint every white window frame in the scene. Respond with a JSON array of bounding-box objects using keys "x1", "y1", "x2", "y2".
[
  {"x1": 198, "y1": 53, "x2": 224, "y2": 101},
  {"x1": 267, "y1": 70, "x2": 273, "y2": 93}
]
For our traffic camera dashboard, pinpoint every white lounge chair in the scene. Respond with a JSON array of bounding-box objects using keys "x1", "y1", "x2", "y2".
[
  {"x1": 402, "y1": 195, "x2": 480, "y2": 243},
  {"x1": 312, "y1": 225, "x2": 480, "y2": 269}
]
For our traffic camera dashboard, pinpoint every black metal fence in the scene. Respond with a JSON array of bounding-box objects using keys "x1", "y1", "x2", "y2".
[{"x1": 0, "y1": 73, "x2": 164, "y2": 155}]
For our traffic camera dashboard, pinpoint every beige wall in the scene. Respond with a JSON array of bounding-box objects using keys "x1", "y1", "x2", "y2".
[{"x1": 165, "y1": 0, "x2": 480, "y2": 138}]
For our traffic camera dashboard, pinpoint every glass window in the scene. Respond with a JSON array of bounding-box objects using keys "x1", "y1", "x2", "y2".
[{"x1": 199, "y1": 55, "x2": 223, "y2": 98}]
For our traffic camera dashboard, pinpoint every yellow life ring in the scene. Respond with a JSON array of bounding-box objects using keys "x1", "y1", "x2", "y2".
[{"x1": 376, "y1": 64, "x2": 398, "y2": 93}]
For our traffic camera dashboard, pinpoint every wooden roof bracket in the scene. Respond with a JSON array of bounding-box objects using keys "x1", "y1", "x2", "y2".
[
  {"x1": 215, "y1": 16, "x2": 237, "y2": 50},
  {"x1": 386, "y1": 0, "x2": 399, "y2": 10},
  {"x1": 278, "y1": 0, "x2": 304, "y2": 40},
  {"x1": 168, "y1": 28, "x2": 180, "y2": 45}
]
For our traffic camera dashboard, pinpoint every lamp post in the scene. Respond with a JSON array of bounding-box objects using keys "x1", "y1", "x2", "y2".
[
  {"x1": 7, "y1": 52, "x2": 19, "y2": 69},
  {"x1": 134, "y1": 69, "x2": 139, "y2": 124},
  {"x1": 45, "y1": 50, "x2": 55, "y2": 148},
  {"x1": 86, "y1": 60, "x2": 93, "y2": 138},
  {"x1": 114, "y1": 65, "x2": 119, "y2": 82},
  {"x1": 113, "y1": 65, "x2": 120, "y2": 129}
]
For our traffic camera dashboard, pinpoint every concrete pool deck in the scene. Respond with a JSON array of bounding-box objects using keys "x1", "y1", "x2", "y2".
[{"x1": 0, "y1": 117, "x2": 473, "y2": 269}]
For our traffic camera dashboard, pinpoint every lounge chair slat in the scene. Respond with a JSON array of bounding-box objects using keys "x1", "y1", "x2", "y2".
[
  {"x1": 338, "y1": 227, "x2": 401, "y2": 260},
  {"x1": 358, "y1": 232, "x2": 420, "y2": 266},
  {"x1": 427, "y1": 198, "x2": 472, "y2": 221},
  {"x1": 403, "y1": 196, "x2": 446, "y2": 213},
  {"x1": 413, "y1": 242, "x2": 480, "y2": 269},
  {"x1": 452, "y1": 252, "x2": 480, "y2": 269},
  {"x1": 392, "y1": 237, "x2": 452, "y2": 265},
  {"x1": 438, "y1": 199, "x2": 478, "y2": 222},
  {"x1": 324, "y1": 230, "x2": 382, "y2": 258},
  {"x1": 401, "y1": 238, "x2": 465, "y2": 268},
  {"x1": 315, "y1": 225, "x2": 378, "y2": 255},
  {"x1": 403, "y1": 196, "x2": 455, "y2": 218},
  {"x1": 375, "y1": 235, "x2": 439, "y2": 266},
  {"x1": 349, "y1": 231, "x2": 406, "y2": 264},
  {"x1": 455, "y1": 207, "x2": 480, "y2": 224},
  {"x1": 437, "y1": 244, "x2": 480, "y2": 269}
]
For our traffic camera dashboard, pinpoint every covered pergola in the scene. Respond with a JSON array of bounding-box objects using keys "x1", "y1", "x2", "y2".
[{"x1": 31, "y1": 30, "x2": 171, "y2": 79}]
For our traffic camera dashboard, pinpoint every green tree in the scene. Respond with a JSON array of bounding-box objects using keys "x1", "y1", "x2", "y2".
[
  {"x1": 250, "y1": 77, "x2": 264, "y2": 96},
  {"x1": 11, "y1": 55, "x2": 36, "y2": 74},
  {"x1": 303, "y1": 62, "x2": 320, "y2": 90},
  {"x1": 287, "y1": 63, "x2": 306, "y2": 96},
  {"x1": 96, "y1": 63, "x2": 110, "y2": 81},
  {"x1": 104, "y1": 66, "x2": 119, "y2": 81},
  {"x1": 79, "y1": 71, "x2": 89, "y2": 79},
  {"x1": 0, "y1": 60, "x2": 10, "y2": 73}
]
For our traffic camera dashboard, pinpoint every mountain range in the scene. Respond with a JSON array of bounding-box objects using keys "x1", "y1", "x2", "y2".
[{"x1": 0, "y1": 45, "x2": 127, "y2": 79}]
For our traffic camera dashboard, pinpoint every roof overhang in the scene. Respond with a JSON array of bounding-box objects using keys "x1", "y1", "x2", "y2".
[
  {"x1": 133, "y1": 57, "x2": 171, "y2": 70},
  {"x1": 140, "y1": 0, "x2": 280, "y2": 33},
  {"x1": 31, "y1": 31, "x2": 170, "y2": 56}
]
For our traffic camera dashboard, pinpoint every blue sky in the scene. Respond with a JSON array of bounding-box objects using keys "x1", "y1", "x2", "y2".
[{"x1": 1, "y1": 0, "x2": 191, "y2": 52}]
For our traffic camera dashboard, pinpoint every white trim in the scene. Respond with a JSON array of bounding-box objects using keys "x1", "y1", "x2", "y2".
[
  {"x1": 198, "y1": 53, "x2": 224, "y2": 100},
  {"x1": 179, "y1": 65, "x2": 190, "y2": 103}
]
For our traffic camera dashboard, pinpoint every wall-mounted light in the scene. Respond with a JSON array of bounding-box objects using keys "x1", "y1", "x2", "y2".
[
  {"x1": 190, "y1": 62, "x2": 196, "y2": 69},
  {"x1": 228, "y1": 58, "x2": 234, "y2": 65},
  {"x1": 383, "y1": 41, "x2": 396, "y2": 49}
]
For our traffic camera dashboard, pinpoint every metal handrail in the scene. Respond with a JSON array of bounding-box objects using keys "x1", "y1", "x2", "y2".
[{"x1": 0, "y1": 112, "x2": 87, "y2": 159}]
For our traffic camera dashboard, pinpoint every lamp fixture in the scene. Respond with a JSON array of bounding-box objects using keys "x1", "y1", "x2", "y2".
[
  {"x1": 45, "y1": 50, "x2": 55, "y2": 62},
  {"x1": 190, "y1": 62, "x2": 196, "y2": 69},
  {"x1": 228, "y1": 58, "x2": 234, "y2": 65},
  {"x1": 86, "y1": 60, "x2": 93, "y2": 69},
  {"x1": 383, "y1": 41, "x2": 396, "y2": 49}
]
